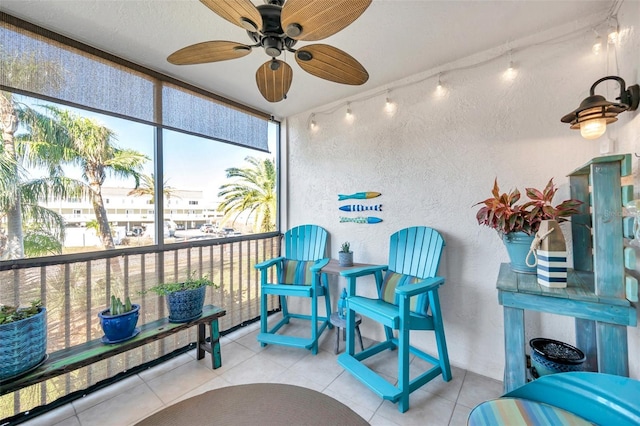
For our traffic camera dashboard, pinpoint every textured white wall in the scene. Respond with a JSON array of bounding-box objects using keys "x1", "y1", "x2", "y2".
[{"x1": 284, "y1": 4, "x2": 639, "y2": 381}]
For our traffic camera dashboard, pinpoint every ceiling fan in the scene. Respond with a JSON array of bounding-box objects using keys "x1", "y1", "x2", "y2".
[{"x1": 167, "y1": 0, "x2": 371, "y2": 102}]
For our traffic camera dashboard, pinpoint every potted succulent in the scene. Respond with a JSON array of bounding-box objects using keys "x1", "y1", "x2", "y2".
[
  {"x1": 98, "y1": 296, "x2": 140, "y2": 344},
  {"x1": 339, "y1": 241, "x2": 354, "y2": 267},
  {"x1": 0, "y1": 300, "x2": 47, "y2": 380},
  {"x1": 474, "y1": 178, "x2": 581, "y2": 273},
  {"x1": 143, "y1": 273, "x2": 217, "y2": 323}
]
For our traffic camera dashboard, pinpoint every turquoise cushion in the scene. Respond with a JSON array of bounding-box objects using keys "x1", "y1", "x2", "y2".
[
  {"x1": 380, "y1": 271, "x2": 428, "y2": 316},
  {"x1": 280, "y1": 260, "x2": 316, "y2": 286}
]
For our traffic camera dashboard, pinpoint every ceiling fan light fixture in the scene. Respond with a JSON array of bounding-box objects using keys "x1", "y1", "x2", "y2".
[
  {"x1": 240, "y1": 17, "x2": 259, "y2": 32},
  {"x1": 286, "y1": 23, "x2": 303, "y2": 38},
  {"x1": 263, "y1": 36, "x2": 283, "y2": 57},
  {"x1": 269, "y1": 59, "x2": 281, "y2": 71},
  {"x1": 296, "y1": 50, "x2": 313, "y2": 61},
  {"x1": 561, "y1": 75, "x2": 639, "y2": 140}
]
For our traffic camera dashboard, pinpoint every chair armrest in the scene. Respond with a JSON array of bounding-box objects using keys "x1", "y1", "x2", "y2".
[
  {"x1": 396, "y1": 276, "x2": 445, "y2": 297},
  {"x1": 254, "y1": 256, "x2": 285, "y2": 271},
  {"x1": 311, "y1": 258, "x2": 330, "y2": 272},
  {"x1": 340, "y1": 265, "x2": 388, "y2": 278}
]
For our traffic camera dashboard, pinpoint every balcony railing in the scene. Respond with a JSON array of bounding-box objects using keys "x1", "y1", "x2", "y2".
[{"x1": 0, "y1": 233, "x2": 281, "y2": 420}]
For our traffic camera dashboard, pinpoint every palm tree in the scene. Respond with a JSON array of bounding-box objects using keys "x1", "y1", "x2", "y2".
[
  {"x1": 43, "y1": 107, "x2": 150, "y2": 249},
  {"x1": 217, "y1": 156, "x2": 276, "y2": 233},
  {"x1": 1, "y1": 50, "x2": 66, "y2": 258},
  {"x1": 127, "y1": 173, "x2": 178, "y2": 203}
]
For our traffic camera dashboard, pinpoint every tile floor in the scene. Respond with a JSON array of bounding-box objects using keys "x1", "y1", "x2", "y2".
[{"x1": 21, "y1": 316, "x2": 504, "y2": 426}]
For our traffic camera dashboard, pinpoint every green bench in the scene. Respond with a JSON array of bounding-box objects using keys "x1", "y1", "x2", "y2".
[{"x1": 0, "y1": 304, "x2": 226, "y2": 396}]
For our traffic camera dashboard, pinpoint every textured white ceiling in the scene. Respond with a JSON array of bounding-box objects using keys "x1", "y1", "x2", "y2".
[{"x1": 1, "y1": 0, "x2": 612, "y2": 118}]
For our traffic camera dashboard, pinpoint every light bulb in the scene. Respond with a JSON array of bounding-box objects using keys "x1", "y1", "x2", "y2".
[
  {"x1": 345, "y1": 103, "x2": 354, "y2": 122},
  {"x1": 503, "y1": 60, "x2": 517, "y2": 81},
  {"x1": 384, "y1": 97, "x2": 396, "y2": 114},
  {"x1": 309, "y1": 114, "x2": 316, "y2": 130},
  {"x1": 434, "y1": 74, "x2": 446, "y2": 98},
  {"x1": 592, "y1": 35, "x2": 602, "y2": 55},
  {"x1": 608, "y1": 23, "x2": 618, "y2": 44},
  {"x1": 580, "y1": 118, "x2": 607, "y2": 140}
]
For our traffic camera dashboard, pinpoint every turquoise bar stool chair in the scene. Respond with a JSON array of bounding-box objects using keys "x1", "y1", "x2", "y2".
[
  {"x1": 255, "y1": 225, "x2": 332, "y2": 355},
  {"x1": 337, "y1": 226, "x2": 451, "y2": 413},
  {"x1": 469, "y1": 372, "x2": 640, "y2": 425}
]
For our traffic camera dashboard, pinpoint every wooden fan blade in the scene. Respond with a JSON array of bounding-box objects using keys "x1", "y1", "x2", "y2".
[
  {"x1": 167, "y1": 41, "x2": 252, "y2": 65},
  {"x1": 200, "y1": 0, "x2": 262, "y2": 32},
  {"x1": 256, "y1": 60, "x2": 292, "y2": 103},
  {"x1": 295, "y1": 44, "x2": 368, "y2": 85},
  {"x1": 281, "y1": 0, "x2": 371, "y2": 41}
]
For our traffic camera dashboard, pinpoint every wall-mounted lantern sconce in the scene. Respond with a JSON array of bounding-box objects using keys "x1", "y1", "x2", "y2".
[{"x1": 561, "y1": 76, "x2": 639, "y2": 140}]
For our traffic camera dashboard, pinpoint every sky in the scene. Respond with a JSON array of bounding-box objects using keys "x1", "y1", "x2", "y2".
[{"x1": 19, "y1": 95, "x2": 276, "y2": 202}]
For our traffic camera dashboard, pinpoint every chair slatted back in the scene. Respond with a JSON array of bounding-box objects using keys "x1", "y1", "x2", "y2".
[
  {"x1": 388, "y1": 227, "x2": 445, "y2": 279},
  {"x1": 283, "y1": 225, "x2": 328, "y2": 261}
]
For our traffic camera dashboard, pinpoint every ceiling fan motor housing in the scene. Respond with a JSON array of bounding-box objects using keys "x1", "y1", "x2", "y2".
[{"x1": 249, "y1": 4, "x2": 297, "y2": 58}]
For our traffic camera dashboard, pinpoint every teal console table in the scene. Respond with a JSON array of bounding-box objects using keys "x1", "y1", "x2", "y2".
[
  {"x1": 497, "y1": 264, "x2": 636, "y2": 392},
  {"x1": 498, "y1": 154, "x2": 638, "y2": 392}
]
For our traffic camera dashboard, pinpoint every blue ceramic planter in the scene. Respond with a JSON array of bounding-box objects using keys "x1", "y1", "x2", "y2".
[
  {"x1": 0, "y1": 307, "x2": 47, "y2": 380},
  {"x1": 529, "y1": 338, "x2": 585, "y2": 378},
  {"x1": 99, "y1": 304, "x2": 140, "y2": 343},
  {"x1": 503, "y1": 232, "x2": 536, "y2": 274},
  {"x1": 166, "y1": 286, "x2": 206, "y2": 323}
]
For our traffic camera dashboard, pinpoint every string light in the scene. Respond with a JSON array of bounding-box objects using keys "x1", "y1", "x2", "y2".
[
  {"x1": 345, "y1": 103, "x2": 354, "y2": 122},
  {"x1": 607, "y1": 19, "x2": 619, "y2": 44},
  {"x1": 384, "y1": 91, "x2": 396, "y2": 114},
  {"x1": 592, "y1": 29, "x2": 602, "y2": 55},
  {"x1": 503, "y1": 50, "x2": 517, "y2": 81},
  {"x1": 434, "y1": 73, "x2": 446, "y2": 98},
  {"x1": 305, "y1": 14, "x2": 618, "y2": 131}
]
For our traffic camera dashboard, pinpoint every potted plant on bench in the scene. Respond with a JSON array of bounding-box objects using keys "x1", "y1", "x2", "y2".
[
  {"x1": 143, "y1": 273, "x2": 217, "y2": 323},
  {"x1": 474, "y1": 178, "x2": 581, "y2": 273},
  {"x1": 98, "y1": 296, "x2": 140, "y2": 344},
  {"x1": 0, "y1": 300, "x2": 47, "y2": 381}
]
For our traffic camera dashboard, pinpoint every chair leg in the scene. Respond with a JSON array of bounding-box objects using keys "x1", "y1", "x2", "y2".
[
  {"x1": 430, "y1": 290, "x2": 452, "y2": 381},
  {"x1": 323, "y1": 275, "x2": 333, "y2": 330},
  {"x1": 397, "y1": 301, "x2": 411, "y2": 413},
  {"x1": 384, "y1": 325, "x2": 395, "y2": 349},
  {"x1": 311, "y1": 289, "x2": 318, "y2": 355},
  {"x1": 280, "y1": 295, "x2": 290, "y2": 323},
  {"x1": 260, "y1": 288, "x2": 268, "y2": 347}
]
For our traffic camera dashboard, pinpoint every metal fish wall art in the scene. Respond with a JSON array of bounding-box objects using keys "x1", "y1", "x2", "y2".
[
  {"x1": 339, "y1": 204, "x2": 382, "y2": 212},
  {"x1": 340, "y1": 216, "x2": 383, "y2": 224},
  {"x1": 338, "y1": 192, "x2": 381, "y2": 201}
]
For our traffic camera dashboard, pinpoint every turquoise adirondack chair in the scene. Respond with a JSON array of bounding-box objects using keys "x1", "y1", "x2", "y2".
[
  {"x1": 255, "y1": 225, "x2": 332, "y2": 354},
  {"x1": 337, "y1": 226, "x2": 451, "y2": 413},
  {"x1": 469, "y1": 372, "x2": 640, "y2": 425}
]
